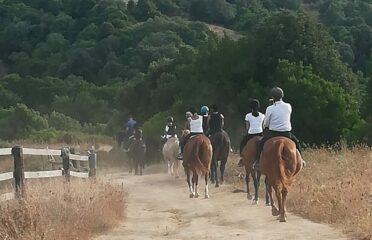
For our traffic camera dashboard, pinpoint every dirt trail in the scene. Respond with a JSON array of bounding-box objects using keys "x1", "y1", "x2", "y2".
[{"x1": 96, "y1": 165, "x2": 347, "y2": 240}]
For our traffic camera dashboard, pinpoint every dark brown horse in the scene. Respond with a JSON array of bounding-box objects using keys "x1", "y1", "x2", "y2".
[
  {"x1": 209, "y1": 130, "x2": 230, "y2": 187},
  {"x1": 260, "y1": 137, "x2": 302, "y2": 222},
  {"x1": 127, "y1": 130, "x2": 146, "y2": 175},
  {"x1": 182, "y1": 133, "x2": 213, "y2": 198},
  {"x1": 241, "y1": 135, "x2": 267, "y2": 204}
]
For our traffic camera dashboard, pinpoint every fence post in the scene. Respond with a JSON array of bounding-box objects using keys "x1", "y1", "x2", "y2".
[
  {"x1": 12, "y1": 145, "x2": 25, "y2": 198},
  {"x1": 61, "y1": 147, "x2": 70, "y2": 182},
  {"x1": 89, "y1": 150, "x2": 97, "y2": 177}
]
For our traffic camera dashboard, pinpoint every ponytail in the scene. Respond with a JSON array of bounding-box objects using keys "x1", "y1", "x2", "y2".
[{"x1": 250, "y1": 99, "x2": 260, "y2": 117}]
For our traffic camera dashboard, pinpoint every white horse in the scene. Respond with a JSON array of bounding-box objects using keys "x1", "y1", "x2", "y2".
[{"x1": 162, "y1": 137, "x2": 181, "y2": 178}]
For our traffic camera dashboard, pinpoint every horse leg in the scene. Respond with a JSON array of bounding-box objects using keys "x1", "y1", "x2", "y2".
[
  {"x1": 192, "y1": 170, "x2": 199, "y2": 198},
  {"x1": 280, "y1": 188, "x2": 288, "y2": 222},
  {"x1": 186, "y1": 169, "x2": 194, "y2": 198},
  {"x1": 135, "y1": 158, "x2": 139, "y2": 175},
  {"x1": 140, "y1": 157, "x2": 143, "y2": 175},
  {"x1": 220, "y1": 158, "x2": 226, "y2": 185},
  {"x1": 174, "y1": 158, "x2": 179, "y2": 178},
  {"x1": 245, "y1": 167, "x2": 252, "y2": 200},
  {"x1": 266, "y1": 179, "x2": 279, "y2": 216},
  {"x1": 274, "y1": 186, "x2": 284, "y2": 221},
  {"x1": 210, "y1": 158, "x2": 215, "y2": 184},
  {"x1": 265, "y1": 176, "x2": 271, "y2": 206},
  {"x1": 204, "y1": 172, "x2": 210, "y2": 198},
  {"x1": 252, "y1": 170, "x2": 261, "y2": 205},
  {"x1": 213, "y1": 158, "x2": 219, "y2": 188},
  {"x1": 167, "y1": 159, "x2": 171, "y2": 175}
]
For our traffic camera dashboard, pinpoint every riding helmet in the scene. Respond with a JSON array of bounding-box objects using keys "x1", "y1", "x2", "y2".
[
  {"x1": 270, "y1": 87, "x2": 284, "y2": 100},
  {"x1": 200, "y1": 105, "x2": 209, "y2": 114}
]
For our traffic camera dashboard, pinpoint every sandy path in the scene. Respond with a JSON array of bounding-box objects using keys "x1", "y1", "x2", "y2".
[{"x1": 96, "y1": 166, "x2": 347, "y2": 240}]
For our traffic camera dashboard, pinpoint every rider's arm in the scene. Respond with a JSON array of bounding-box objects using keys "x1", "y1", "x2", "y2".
[
  {"x1": 263, "y1": 108, "x2": 271, "y2": 129},
  {"x1": 220, "y1": 114, "x2": 224, "y2": 129},
  {"x1": 246, "y1": 121, "x2": 250, "y2": 131}
]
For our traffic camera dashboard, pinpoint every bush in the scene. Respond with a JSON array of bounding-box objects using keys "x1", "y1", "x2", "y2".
[
  {"x1": 48, "y1": 111, "x2": 82, "y2": 131},
  {"x1": 0, "y1": 104, "x2": 48, "y2": 140}
]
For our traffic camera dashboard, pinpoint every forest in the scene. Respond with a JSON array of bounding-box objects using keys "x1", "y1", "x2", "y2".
[{"x1": 0, "y1": 0, "x2": 372, "y2": 154}]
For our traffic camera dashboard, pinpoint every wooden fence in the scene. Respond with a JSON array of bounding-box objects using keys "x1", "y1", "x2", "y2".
[{"x1": 0, "y1": 146, "x2": 97, "y2": 201}]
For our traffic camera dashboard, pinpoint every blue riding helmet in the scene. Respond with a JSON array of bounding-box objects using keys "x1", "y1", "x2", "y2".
[{"x1": 200, "y1": 105, "x2": 209, "y2": 114}]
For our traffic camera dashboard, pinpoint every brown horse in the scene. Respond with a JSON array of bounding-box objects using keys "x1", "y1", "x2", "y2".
[
  {"x1": 209, "y1": 130, "x2": 230, "y2": 187},
  {"x1": 182, "y1": 133, "x2": 213, "y2": 198},
  {"x1": 260, "y1": 137, "x2": 302, "y2": 222},
  {"x1": 240, "y1": 135, "x2": 267, "y2": 204}
]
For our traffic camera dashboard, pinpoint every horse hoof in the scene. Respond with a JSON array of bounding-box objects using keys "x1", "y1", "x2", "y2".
[
  {"x1": 272, "y1": 207, "x2": 280, "y2": 216},
  {"x1": 265, "y1": 202, "x2": 271, "y2": 206},
  {"x1": 279, "y1": 216, "x2": 287, "y2": 222},
  {"x1": 194, "y1": 193, "x2": 199, "y2": 198},
  {"x1": 205, "y1": 194, "x2": 210, "y2": 199},
  {"x1": 189, "y1": 194, "x2": 194, "y2": 198},
  {"x1": 215, "y1": 184, "x2": 219, "y2": 188},
  {"x1": 252, "y1": 198, "x2": 259, "y2": 205},
  {"x1": 247, "y1": 194, "x2": 253, "y2": 200},
  {"x1": 175, "y1": 176, "x2": 179, "y2": 179}
]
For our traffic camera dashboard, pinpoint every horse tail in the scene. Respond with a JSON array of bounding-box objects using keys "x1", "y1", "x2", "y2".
[
  {"x1": 193, "y1": 138, "x2": 210, "y2": 175},
  {"x1": 277, "y1": 140, "x2": 292, "y2": 188}
]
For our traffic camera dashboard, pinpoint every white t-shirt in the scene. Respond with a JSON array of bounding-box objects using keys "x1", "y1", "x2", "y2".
[
  {"x1": 189, "y1": 115, "x2": 203, "y2": 133},
  {"x1": 245, "y1": 112, "x2": 265, "y2": 134},
  {"x1": 263, "y1": 100, "x2": 292, "y2": 131}
]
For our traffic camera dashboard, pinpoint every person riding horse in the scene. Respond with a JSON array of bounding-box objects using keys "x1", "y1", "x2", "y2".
[
  {"x1": 161, "y1": 116, "x2": 177, "y2": 146},
  {"x1": 253, "y1": 87, "x2": 305, "y2": 170},
  {"x1": 200, "y1": 105, "x2": 209, "y2": 134},
  {"x1": 178, "y1": 108, "x2": 204, "y2": 159},
  {"x1": 122, "y1": 115, "x2": 137, "y2": 148},
  {"x1": 238, "y1": 99, "x2": 265, "y2": 167},
  {"x1": 207, "y1": 104, "x2": 224, "y2": 136}
]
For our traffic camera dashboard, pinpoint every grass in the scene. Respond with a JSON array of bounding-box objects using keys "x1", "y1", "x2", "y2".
[
  {"x1": 288, "y1": 145, "x2": 372, "y2": 239},
  {"x1": 0, "y1": 178, "x2": 125, "y2": 240},
  {"x1": 226, "y1": 145, "x2": 372, "y2": 239}
]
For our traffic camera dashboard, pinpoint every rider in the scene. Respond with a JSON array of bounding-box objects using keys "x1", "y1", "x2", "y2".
[
  {"x1": 237, "y1": 99, "x2": 265, "y2": 167},
  {"x1": 252, "y1": 87, "x2": 305, "y2": 170},
  {"x1": 124, "y1": 115, "x2": 137, "y2": 138},
  {"x1": 200, "y1": 105, "x2": 209, "y2": 134},
  {"x1": 177, "y1": 107, "x2": 204, "y2": 159},
  {"x1": 207, "y1": 104, "x2": 224, "y2": 136},
  {"x1": 165, "y1": 116, "x2": 177, "y2": 138},
  {"x1": 161, "y1": 116, "x2": 177, "y2": 146}
]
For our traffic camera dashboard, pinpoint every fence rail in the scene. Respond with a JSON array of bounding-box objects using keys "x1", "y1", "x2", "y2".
[{"x1": 0, "y1": 145, "x2": 97, "y2": 202}]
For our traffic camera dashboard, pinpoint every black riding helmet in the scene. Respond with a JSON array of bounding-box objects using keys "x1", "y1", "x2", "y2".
[
  {"x1": 271, "y1": 87, "x2": 284, "y2": 101},
  {"x1": 167, "y1": 116, "x2": 174, "y2": 123}
]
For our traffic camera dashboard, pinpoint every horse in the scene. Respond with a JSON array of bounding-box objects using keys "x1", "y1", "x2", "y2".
[
  {"x1": 260, "y1": 137, "x2": 302, "y2": 222},
  {"x1": 162, "y1": 136, "x2": 181, "y2": 178},
  {"x1": 182, "y1": 133, "x2": 213, "y2": 198},
  {"x1": 240, "y1": 135, "x2": 270, "y2": 205},
  {"x1": 127, "y1": 130, "x2": 147, "y2": 175},
  {"x1": 209, "y1": 130, "x2": 230, "y2": 187}
]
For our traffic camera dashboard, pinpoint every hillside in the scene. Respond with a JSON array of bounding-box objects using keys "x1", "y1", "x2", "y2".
[{"x1": 0, "y1": 0, "x2": 371, "y2": 150}]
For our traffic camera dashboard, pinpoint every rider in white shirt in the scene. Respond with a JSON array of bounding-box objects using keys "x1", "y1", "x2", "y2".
[
  {"x1": 238, "y1": 99, "x2": 265, "y2": 167},
  {"x1": 253, "y1": 87, "x2": 304, "y2": 170},
  {"x1": 178, "y1": 107, "x2": 204, "y2": 159}
]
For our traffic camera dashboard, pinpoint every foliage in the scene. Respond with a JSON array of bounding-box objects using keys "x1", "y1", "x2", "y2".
[{"x1": 0, "y1": 0, "x2": 371, "y2": 153}]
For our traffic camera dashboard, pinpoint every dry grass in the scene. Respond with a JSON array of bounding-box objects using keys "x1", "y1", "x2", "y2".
[
  {"x1": 225, "y1": 145, "x2": 372, "y2": 239},
  {"x1": 0, "y1": 178, "x2": 125, "y2": 240},
  {"x1": 288, "y1": 145, "x2": 372, "y2": 239}
]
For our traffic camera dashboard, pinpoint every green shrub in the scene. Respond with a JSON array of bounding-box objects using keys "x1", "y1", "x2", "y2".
[{"x1": 48, "y1": 111, "x2": 82, "y2": 131}]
